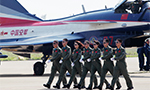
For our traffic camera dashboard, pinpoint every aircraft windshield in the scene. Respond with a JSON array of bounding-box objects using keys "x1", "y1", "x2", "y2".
[{"x1": 114, "y1": 0, "x2": 127, "y2": 10}]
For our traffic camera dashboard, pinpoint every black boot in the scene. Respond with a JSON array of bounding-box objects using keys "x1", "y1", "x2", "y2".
[
  {"x1": 127, "y1": 87, "x2": 134, "y2": 90},
  {"x1": 77, "y1": 84, "x2": 81, "y2": 89},
  {"x1": 93, "y1": 86, "x2": 99, "y2": 89},
  {"x1": 107, "y1": 86, "x2": 114, "y2": 90},
  {"x1": 106, "y1": 84, "x2": 111, "y2": 89},
  {"x1": 64, "y1": 84, "x2": 70, "y2": 89},
  {"x1": 43, "y1": 84, "x2": 50, "y2": 89},
  {"x1": 81, "y1": 85, "x2": 86, "y2": 89},
  {"x1": 98, "y1": 86, "x2": 102, "y2": 90},
  {"x1": 73, "y1": 84, "x2": 78, "y2": 88},
  {"x1": 116, "y1": 86, "x2": 121, "y2": 89},
  {"x1": 86, "y1": 87, "x2": 92, "y2": 90},
  {"x1": 62, "y1": 84, "x2": 69, "y2": 88},
  {"x1": 53, "y1": 84, "x2": 60, "y2": 89}
]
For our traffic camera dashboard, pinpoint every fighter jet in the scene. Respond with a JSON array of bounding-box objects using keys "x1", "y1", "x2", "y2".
[{"x1": 0, "y1": 0, "x2": 150, "y2": 75}]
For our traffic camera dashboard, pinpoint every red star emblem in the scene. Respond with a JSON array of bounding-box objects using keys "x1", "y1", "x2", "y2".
[
  {"x1": 106, "y1": 50, "x2": 108, "y2": 52},
  {"x1": 76, "y1": 51, "x2": 78, "y2": 53},
  {"x1": 87, "y1": 50, "x2": 89, "y2": 52},
  {"x1": 118, "y1": 50, "x2": 121, "y2": 52},
  {"x1": 64, "y1": 50, "x2": 67, "y2": 52},
  {"x1": 95, "y1": 51, "x2": 97, "y2": 53},
  {"x1": 55, "y1": 50, "x2": 57, "y2": 52}
]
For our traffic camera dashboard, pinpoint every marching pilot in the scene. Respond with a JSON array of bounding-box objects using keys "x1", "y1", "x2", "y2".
[
  {"x1": 64, "y1": 40, "x2": 85, "y2": 89},
  {"x1": 77, "y1": 40, "x2": 98, "y2": 89},
  {"x1": 108, "y1": 39, "x2": 133, "y2": 90},
  {"x1": 98, "y1": 39, "x2": 121, "y2": 90},
  {"x1": 86, "y1": 40, "x2": 110, "y2": 90},
  {"x1": 43, "y1": 40, "x2": 67, "y2": 89},
  {"x1": 53, "y1": 38, "x2": 77, "y2": 89}
]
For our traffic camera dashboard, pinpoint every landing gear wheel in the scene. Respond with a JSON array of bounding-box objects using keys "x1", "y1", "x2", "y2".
[{"x1": 33, "y1": 62, "x2": 45, "y2": 76}]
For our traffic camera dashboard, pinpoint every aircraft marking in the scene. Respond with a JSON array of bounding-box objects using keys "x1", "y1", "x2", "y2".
[
  {"x1": 121, "y1": 14, "x2": 128, "y2": 20},
  {"x1": 0, "y1": 31, "x2": 8, "y2": 36},
  {"x1": 89, "y1": 36, "x2": 98, "y2": 44},
  {"x1": 10, "y1": 29, "x2": 28, "y2": 36},
  {"x1": 103, "y1": 36, "x2": 114, "y2": 45}
]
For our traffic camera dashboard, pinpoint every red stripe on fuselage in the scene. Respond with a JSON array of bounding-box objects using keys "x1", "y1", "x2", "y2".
[
  {"x1": 0, "y1": 17, "x2": 67, "y2": 27},
  {"x1": 0, "y1": 17, "x2": 38, "y2": 25},
  {"x1": 0, "y1": 18, "x2": 149, "y2": 27}
]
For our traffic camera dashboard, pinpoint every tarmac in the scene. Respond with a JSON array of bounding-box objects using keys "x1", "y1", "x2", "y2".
[{"x1": 0, "y1": 57, "x2": 150, "y2": 90}]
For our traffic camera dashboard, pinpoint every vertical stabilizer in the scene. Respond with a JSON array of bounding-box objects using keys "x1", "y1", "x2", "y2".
[{"x1": 0, "y1": 0, "x2": 42, "y2": 25}]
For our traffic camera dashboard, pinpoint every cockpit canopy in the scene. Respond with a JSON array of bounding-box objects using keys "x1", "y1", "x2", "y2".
[{"x1": 114, "y1": 0, "x2": 150, "y2": 14}]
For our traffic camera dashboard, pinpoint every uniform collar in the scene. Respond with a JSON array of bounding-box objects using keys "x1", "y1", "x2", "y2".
[
  {"x1": 94, "y1": 48, "x2": 98, "y2": 50},
  {"x1": 104, "y1": 45, "x2": 109, "y2": 49},
  {"x1": 54, "y1": 47, "x2": 58, "y2": 50},
  {"x1": 117, "y1": 46, "x2": 122, "y2": 50},
  {"x1": 76, "y1": 48, "x2": 79, "y2": 50},
  {"x1": 85, "y1": 47, "x2": 89, "y2": 50},
  {"x1": 63, "y1": 45, "x2": 68, "y2": 49}
]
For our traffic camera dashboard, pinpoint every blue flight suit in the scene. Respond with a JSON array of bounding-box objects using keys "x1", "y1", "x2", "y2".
[
  {"x1": 137, "y1": 43, "x2": 150, "y2": 71},
  {"x1": 137, "y1": 47, "x2": 144, "y2": 70},
  {"x1": 143, "y1": 43, "x2": 150, "y2": 70}
]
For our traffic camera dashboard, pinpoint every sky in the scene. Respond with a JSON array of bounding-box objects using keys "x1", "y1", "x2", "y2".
[{"x1": 17, "y1": 0, "x2": 122, "y2": 20}]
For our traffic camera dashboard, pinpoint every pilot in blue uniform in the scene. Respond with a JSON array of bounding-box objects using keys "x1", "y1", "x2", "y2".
[
  {"x1": 137, "y1": 46, "x2": 145, "y2": 71},
  {"x1": 137, "y1": 39, "x2": 150, "y2": 71},
  {"x1": 143, "y1": 39, "x2": 150, "y2": 71}
]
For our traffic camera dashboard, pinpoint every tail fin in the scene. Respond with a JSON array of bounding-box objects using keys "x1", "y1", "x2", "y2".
[{"x1": 0, "y1": 0, "x2": 42, "y2": 25}]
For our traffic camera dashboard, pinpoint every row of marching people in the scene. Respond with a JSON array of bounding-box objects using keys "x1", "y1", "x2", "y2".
[{"x1": 43, "y1": 38, "x2": 134, "y2": 90}]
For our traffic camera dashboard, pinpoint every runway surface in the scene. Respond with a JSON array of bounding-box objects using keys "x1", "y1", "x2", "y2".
[{"x1": 0, "y1": 57, "x2": 150, "y2": 90}]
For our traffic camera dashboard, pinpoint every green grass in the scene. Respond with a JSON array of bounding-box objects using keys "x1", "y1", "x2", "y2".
[
  {"x1": 0, "y1": 47, "x2": 138, "y2": 61},
  {"x1": 0, "y1": 50, "x2": 42, "y2": 61},
  {"x1": 125, "y1": 47, "x2": 138, "y2": 57}
]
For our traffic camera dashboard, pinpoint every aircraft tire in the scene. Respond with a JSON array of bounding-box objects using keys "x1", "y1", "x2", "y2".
[{"x1": 33, "y1": 62, "x2": 45, "y2": 76}]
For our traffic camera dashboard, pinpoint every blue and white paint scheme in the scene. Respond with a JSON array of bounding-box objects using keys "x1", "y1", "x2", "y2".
[{"x1": 0, "y1": 0, "x2": 149, "y2": 75}]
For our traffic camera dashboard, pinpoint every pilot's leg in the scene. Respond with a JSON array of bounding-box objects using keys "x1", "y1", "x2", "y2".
[
  {"x1": 88, "y1": 65, "x2": 97, "y2": 89},
  {"x1": 144, "y1": 47, "x2": 150, "y2": 71},
  {"x1": 66, "y1": 62, "x2": 77, "y2": 85},
  {"x1": 68, "y1": 66, "x2": 77, "y2": 86},
  {"x1": 53, "y1": 64, "x2": 66, "y2": 89},
  {"x1": 57, "y1": 64, "x2": 67, "y2": 85},
  {"x1": 137, "y1": 48, "x2": 144, "y2": 70},
  {"x1": 78, "y1": 66, "x2": 88, "y2": 86},
  {"x1": 46, "y1": 65, "x2": 56, "y2": 86}
]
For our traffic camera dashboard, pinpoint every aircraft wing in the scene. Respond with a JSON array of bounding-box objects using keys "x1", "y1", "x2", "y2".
[{"x1": 0, "y1": 34, "x2": 84, "y2": 47}]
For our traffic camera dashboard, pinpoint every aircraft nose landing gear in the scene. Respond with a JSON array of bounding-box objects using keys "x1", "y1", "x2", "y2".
[
  {"x1": 33, "y1": 62, "x2": 45, "y2": 76},
  {"x1": 33, "y1": 55, "x2": 49, "y2": 76}
]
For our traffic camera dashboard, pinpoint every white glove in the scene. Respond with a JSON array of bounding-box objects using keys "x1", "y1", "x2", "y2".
[
  {"x1": 47, "y1": 59, "x2": 51, "y2": 63},
  {"x1": 111, "y1": 58, "x2": 115, "y2": 61},
  {"x1": 71, "y1": 63, "x2": 75, "y2": 67},
  {"x1": 79, "y1": 59, "x2": 83, "y2": 63},
  {"x1": 99, "y1": 57, "x2": 103, "y2": 61},
  {"x1": 59, "y1": 60, "x2": 63, "y2": 63},
  {"x1": 87, "y1": 59, "x2": 91, "y2": 62}
]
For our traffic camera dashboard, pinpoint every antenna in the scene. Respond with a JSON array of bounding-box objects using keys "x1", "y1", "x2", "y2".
[
  {"x1": 105, "y1": 5, "x2": 107, "y2": 9},
  {"x1": 82, "y1": 5, "x2": 86, "y2": 13},
  {"x1": 41, "y1": 14, "x2": 46, "y2": 20}
]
